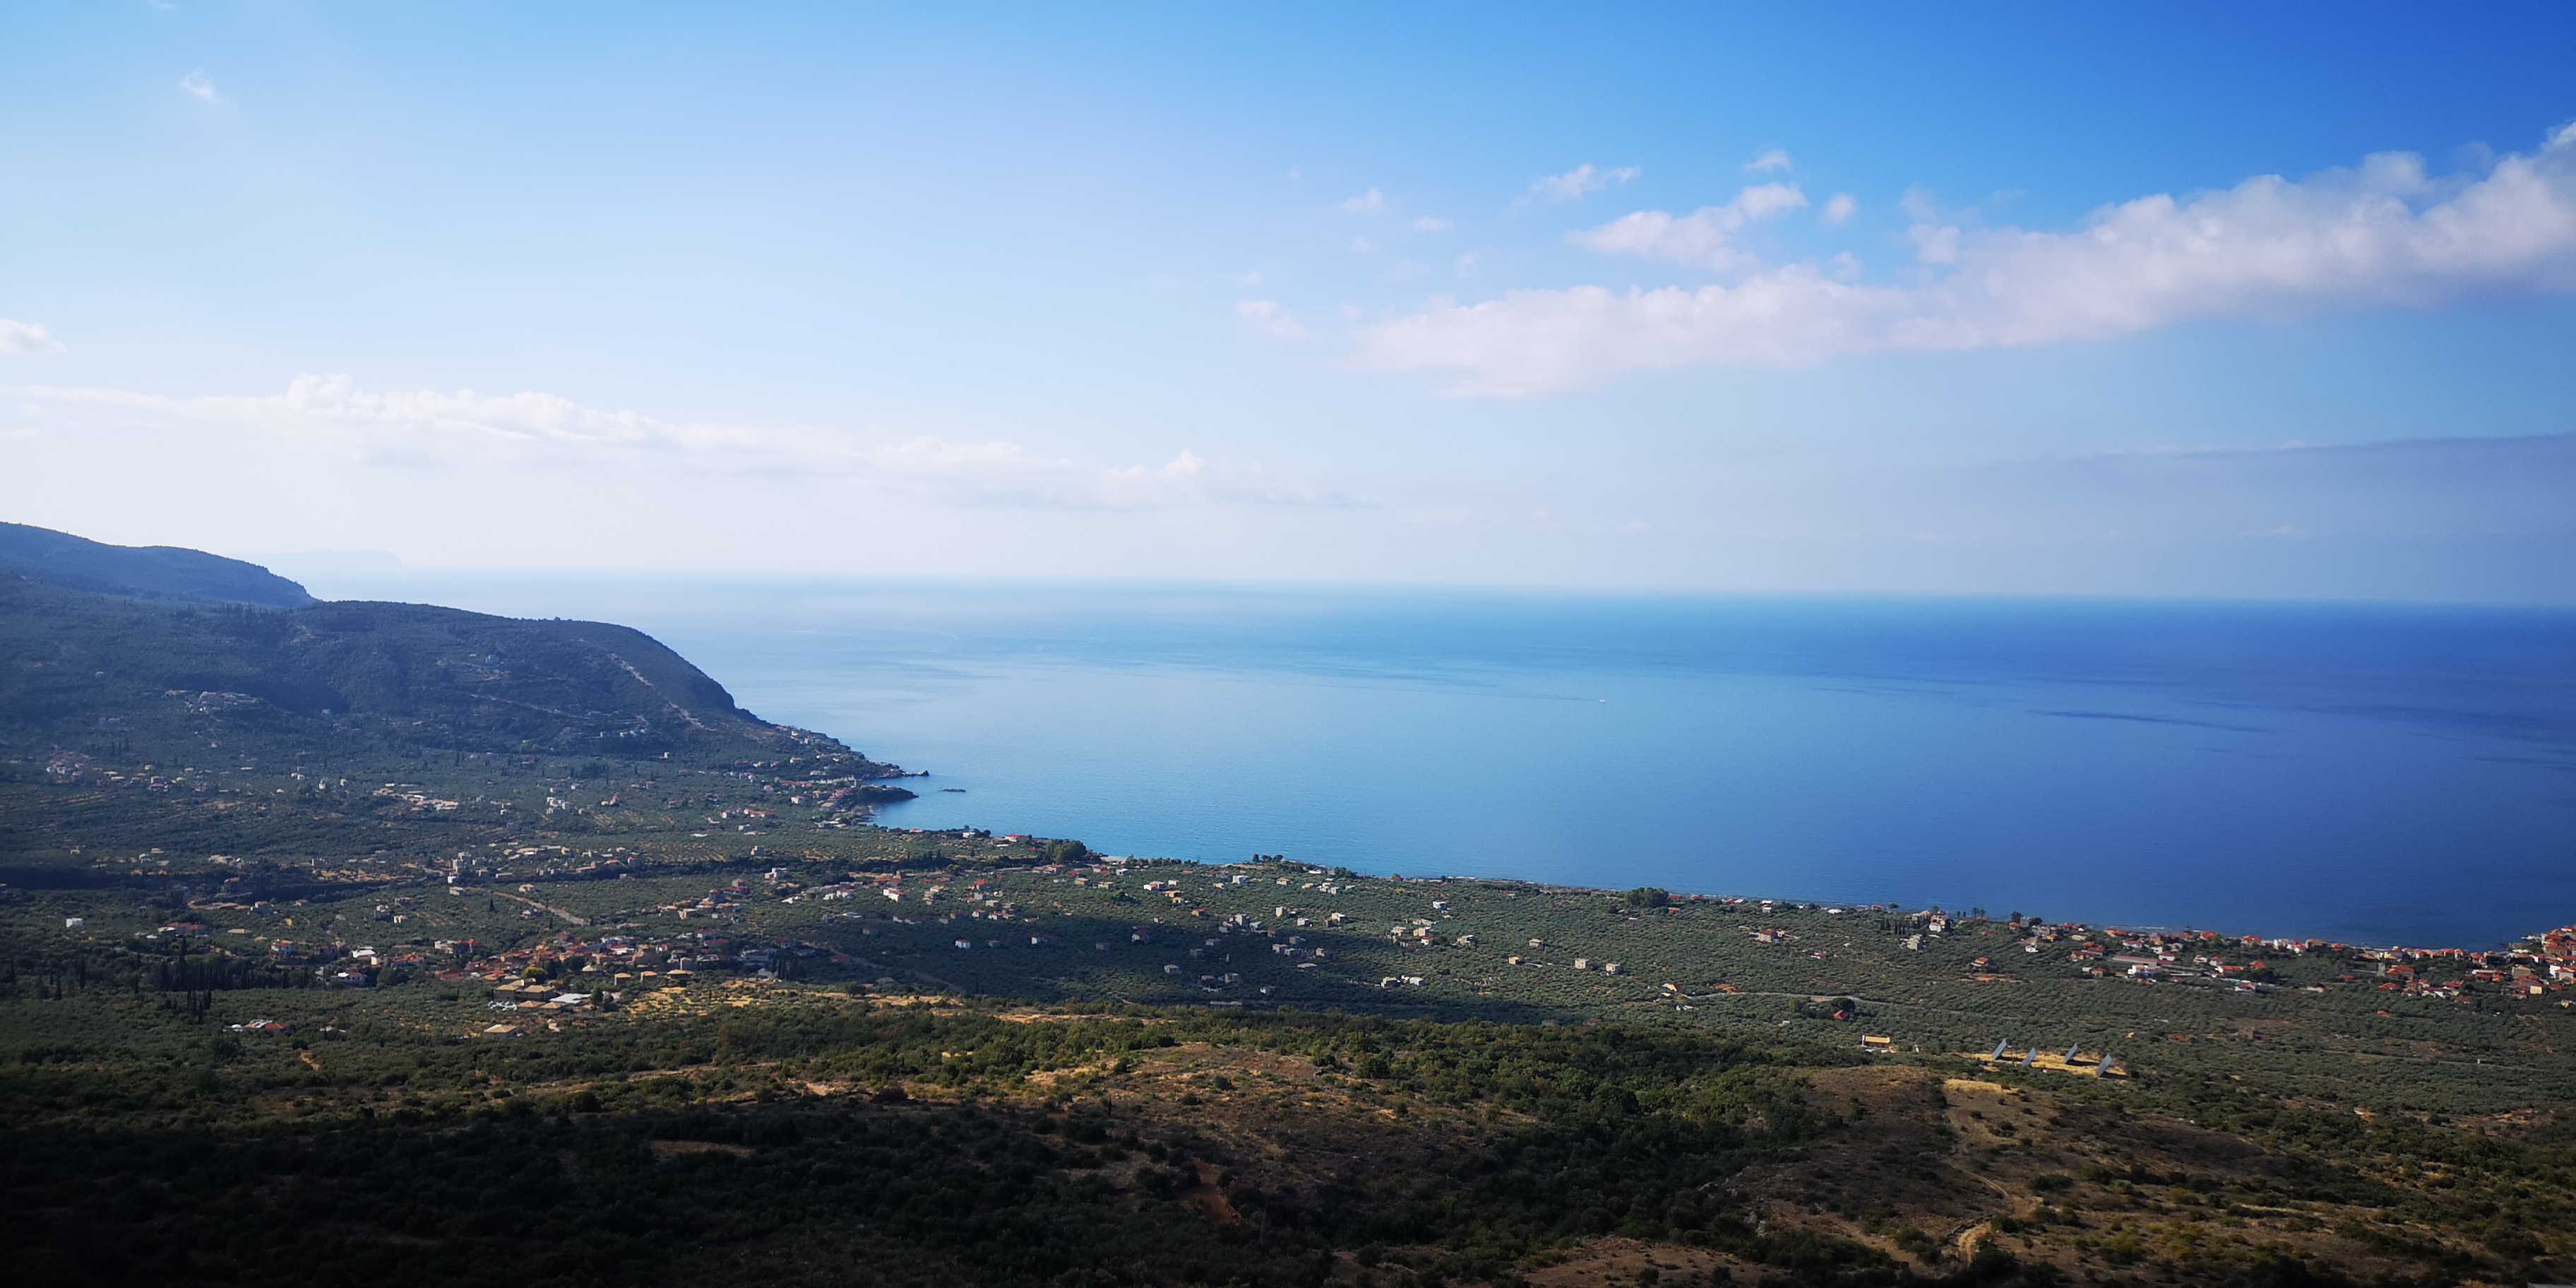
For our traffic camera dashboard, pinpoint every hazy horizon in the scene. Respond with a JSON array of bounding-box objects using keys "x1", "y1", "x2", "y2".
[{"x1": 220, "y1": 549, "x2": 2576, "y2": 614}]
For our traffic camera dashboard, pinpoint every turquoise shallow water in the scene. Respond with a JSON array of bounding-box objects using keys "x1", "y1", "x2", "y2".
[{"x1": 311, "y1": 574, "x2": 2576, "y2": 948}]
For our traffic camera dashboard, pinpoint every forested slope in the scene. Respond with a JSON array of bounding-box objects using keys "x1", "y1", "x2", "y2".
[
  {"x1": 0, "y1": 521, "x2": 315, "y2": 608},
  {"x1": 0, "y1": 569, "x2": 890, "y2": 768}
]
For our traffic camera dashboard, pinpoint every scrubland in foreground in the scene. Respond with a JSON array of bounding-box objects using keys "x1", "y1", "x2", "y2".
[
  {"x1": 11, "y1": 793, "x2": 2576, "y2": 1287},
  {"x1": 6, "y1": 982, "x2": 2575, "y2": 1287}
]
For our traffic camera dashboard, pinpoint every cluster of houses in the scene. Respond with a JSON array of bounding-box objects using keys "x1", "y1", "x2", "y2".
[
  {"x1": 2029, "y1": 921, "x2": 2576, "y2": 1001},
  {"x1": 237, "y1": 938, "x2": 422, "y2": 988},
  {"x1": 444, "y1": 847, "x2": 636, "y2": 883},
  {"x1": 664, "y1": 878, "x2": 756, "y2": 922},
  {"x1": 371, "y1": 785, "x2": 461, "y2": 813},
  {"x1": 2469, "y1": 927, "x2": 2572, "y2": 991},
  {"x1": 2431, "y1": 925, "x2": 2576, "y2": 998},
  {"x1": 769, "y1": 871, "x2": 1054, "y2": 946},
  {"x1": 486, "y1": 977, "x2": 613, "y2": 1014},
  {"x1": 2049, "y1": 926, "x2": 2310, "y2": 991},
  {"x1": 419, "y1": 922, "x2": 794, "y2": 990},
  {"x1": 224, "y1": 871, "x2": 871, "y2": 1003}
]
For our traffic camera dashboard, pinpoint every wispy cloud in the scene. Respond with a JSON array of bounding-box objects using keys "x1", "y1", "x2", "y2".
[
  {"x1": 1744, "y1": 148, "x2": 1793, "y2": 174},
  {"x1": 1340, "y1": 187, "x2": 1386, "y2": 213},
  {"x1": 1820, "y1": 193, "x2": 1857, "y2": 225},
  {"x1": 1525, "y1": 163, "x2": 1640, "y2": 203},
  {"x1": 20, "y1": 375, "x2": 855, "y2": 469},
  {"x1": 9, "y1": 375, "x2": 1354, "y2": 509},
  {"x1": 177, "y1": 72, "x2": 222, "y2": 104},
  {"x1": 1234, "y1": 298, "x2": 1307, "y2": 340},
  {"x1": 866, "y1": 438, "x2": 1208, "y2": 509},
  {"x1": 1566, "y1": 183, "x2": 1808, "y2": 272},
  {"x1": 1360, "y1": 126, "x2": 2576, "y2": 394},
  {"x1": 0, "y1": 319, "x2": 64, "y2": 356},
  {"x1": 1412, "y1": 215, "x2": 1450, "y2": 232}
]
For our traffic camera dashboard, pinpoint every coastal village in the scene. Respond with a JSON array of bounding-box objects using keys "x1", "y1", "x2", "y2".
[
  {"x1": 66, "y1": 736, "x2": 2571, "y2": 1042},
  {"x1": 111, "y1": 835, "x2": 2576, "y2": 1061},
  {"x1": 23, "y1": 734, "x2": 2575, "y2": 1186}
]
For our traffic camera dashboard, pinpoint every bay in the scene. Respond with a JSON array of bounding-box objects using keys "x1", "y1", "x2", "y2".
[{"x1": 288, "y1": 571, "x2": 2576, "y2": 948}]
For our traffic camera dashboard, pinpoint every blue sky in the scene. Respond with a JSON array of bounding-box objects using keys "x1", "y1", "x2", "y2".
[{"x1": 4, "y1": 2, "x2": 2575, "y2": 599}]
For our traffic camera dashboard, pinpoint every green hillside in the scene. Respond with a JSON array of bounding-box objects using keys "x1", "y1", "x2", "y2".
[
  {"x1": 0, "y1": 571, "x2": 896, "y2": 770},
  {"x1": 0, "y1": 521, "x2": 316, "y2": 608}
]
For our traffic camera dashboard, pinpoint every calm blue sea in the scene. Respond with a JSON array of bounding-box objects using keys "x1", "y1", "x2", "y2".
[{"x1": 300, "y1": 573, "x2": 2576, "y2": 948}]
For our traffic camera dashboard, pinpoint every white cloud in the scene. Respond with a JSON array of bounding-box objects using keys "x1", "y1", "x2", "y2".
[
  {"x1": 1820, "y1": 193, "x2": 1858, "y2": 225},
  {"x1": 0, "y1": 319, "x2": 64, "y2": 356},
  {"x1": 1359, "y1": 130, "x2": 2576, "y2": 393},
  {"x1": 8, "y1": 374, "x2": 1346, "y2": 508},
  {"x1": 864, "y1": 437, "x2": 1222, "y2": 508},
  {"x1": 177, "y1": 72, "x2": 222, "y2": 103},
  {"x1": 1341, "y1": 187, "x2": 1386, "y2": 213},
  {"x1": 1525, "y1": 164, "x2": 1640, "y2": 202},
  {"x1": 1412, "y1": 215, "x2": 1450, "y2": 232},
  {"x1": 1234, "y1": 298, "x2": 1307, "y2": 340},
  {"x1": 1745, "y1": 148, "x2": 1793, "y2": 174},
  {"x1": 21, "y1": 374, "x2": 854, "y2": 469},
  {"x1": 1566, "y1": 183, "x2": 1808, "y2": 271}
]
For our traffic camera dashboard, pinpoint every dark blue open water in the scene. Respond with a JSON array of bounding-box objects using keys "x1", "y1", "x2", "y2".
[{"x1": 309, "y1": 574, "x2": 2576, "y2": 948}]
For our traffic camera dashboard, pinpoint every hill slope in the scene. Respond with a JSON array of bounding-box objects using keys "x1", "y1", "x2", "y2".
[
  {"x1": 0, "y1": 563, "x2": 894, "y2": 770},
  {"x1": 0, "y1": 522, "x2": 315, "y2": 609}
]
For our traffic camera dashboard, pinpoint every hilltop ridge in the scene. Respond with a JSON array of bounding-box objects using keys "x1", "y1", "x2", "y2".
[
  {"x1": 0, "y1": 525, "x2": 904, "y2": 773},
  {"x1": 0, "y1": 522, "x2": 316, "y2": 609}
]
